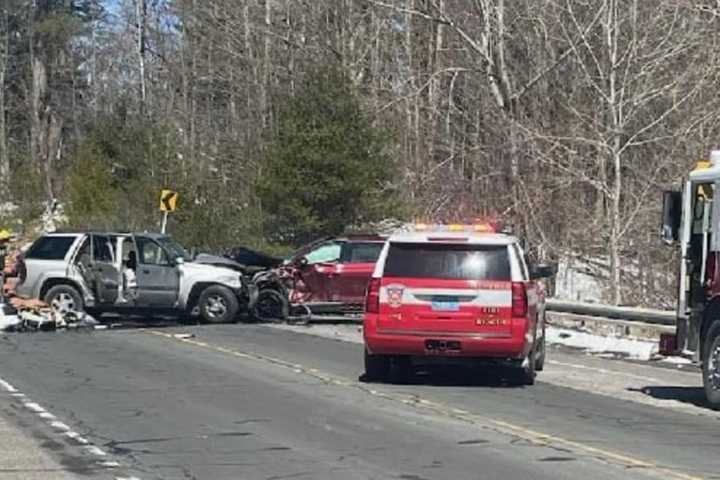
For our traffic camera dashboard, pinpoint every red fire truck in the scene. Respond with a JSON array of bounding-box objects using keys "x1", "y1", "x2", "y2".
[{"x1": 661, "y1": 150, "x2": 720, "y2": 408}]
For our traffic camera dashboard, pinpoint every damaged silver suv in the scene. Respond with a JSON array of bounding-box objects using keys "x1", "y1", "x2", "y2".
[{"x1": 15, "y1": 232, "x2": 251, "y2": 323}]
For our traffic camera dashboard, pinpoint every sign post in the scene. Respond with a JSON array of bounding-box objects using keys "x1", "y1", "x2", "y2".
[{"x1": 159, "y1": 189, "x2": 178, "y2": 234}]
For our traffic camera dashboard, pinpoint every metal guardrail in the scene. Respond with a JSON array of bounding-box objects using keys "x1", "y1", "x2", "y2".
[
  {"x1": 545, "y1": 299, "x2": 676, "y2": 326},
  {"x1": 303, "y1": 299, "x2": 678, "y2": 326}
]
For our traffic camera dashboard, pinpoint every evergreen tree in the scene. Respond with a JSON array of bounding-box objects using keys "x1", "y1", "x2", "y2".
[{"x1": 257, "y1": 65, "x2": 398, "y2": 245}]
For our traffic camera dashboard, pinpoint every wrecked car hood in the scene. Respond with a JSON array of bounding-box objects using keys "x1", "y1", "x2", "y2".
[
  {"x1": 179, "y1": 262, "x2": 243, "y2": 288},
  {"x1": 223, "y1": 247, "x2": 283, "y2": 269},
  {"x1": 193, "y1": 254, "x2": 246, "y2": 272}
]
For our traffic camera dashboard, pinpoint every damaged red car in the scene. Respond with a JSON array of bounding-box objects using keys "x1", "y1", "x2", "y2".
[{"x1": 251, "y1": 235, "x2": 386, "y2": 321}]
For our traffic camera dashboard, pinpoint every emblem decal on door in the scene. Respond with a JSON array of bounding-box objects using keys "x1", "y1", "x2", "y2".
[{"x1": 386, "y1": 284, "x2": 405, "y2": 308}]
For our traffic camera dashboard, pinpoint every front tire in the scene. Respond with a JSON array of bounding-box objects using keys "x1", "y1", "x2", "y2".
[
  {"x1": 44, "y1": 284, "x2": 84, "y2": 314},
  {"x1": 252, "y1": 289, "x2": 289, "y2": 323},
  {"x1": 364, "y1": 349, "x2": 390, "y2": 383},
  {"x1": 199, "y1": 285, "x2": 239, "y2": 324},
  {"x1": 702, "y1": 321, "x2": 720, "y2": 409}
]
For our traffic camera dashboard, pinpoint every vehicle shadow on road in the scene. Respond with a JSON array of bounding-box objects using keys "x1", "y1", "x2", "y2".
[
  {"x1": 628, "y1": 386, "x2": 714, "y2": 410},
  {"x1": 360, "y1": 365, "x2": 526, "y2": 389}
]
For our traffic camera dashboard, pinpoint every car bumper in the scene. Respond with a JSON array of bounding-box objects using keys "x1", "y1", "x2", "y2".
[{"x1": 364, "y1": 315, "x2": 531, "y2": 359}]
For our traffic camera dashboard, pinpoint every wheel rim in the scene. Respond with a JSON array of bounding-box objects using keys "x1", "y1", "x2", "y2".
[
  {"x1": 51, "y1": 293, "x2": 76, "y2": 314},
  {"x1": 204, "y1": 295, "x2": 228, "y2": 319},
  {"x1": 708, "y1": 340, "x2": 720, "y2": 391},
  {"x1": 255, "y1": 293, "x2": 283, "y2": 320}
]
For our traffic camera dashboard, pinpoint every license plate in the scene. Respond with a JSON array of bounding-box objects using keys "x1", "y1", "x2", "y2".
[{"x1": 431, "y1": 297, "x2": 460, "y2": 311}]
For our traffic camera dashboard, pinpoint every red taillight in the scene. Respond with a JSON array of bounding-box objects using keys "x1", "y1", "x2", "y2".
[
  {"x1": 365, "y1": 278, "x2": 381, "y2": 314},
  {"x1": 511, "y1": 282, "x2": 527, "y2": 317}
]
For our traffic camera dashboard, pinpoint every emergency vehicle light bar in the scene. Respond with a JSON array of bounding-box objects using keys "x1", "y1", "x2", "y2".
[{"x1": 411, "y1": 222, "x2": 501, "y2": 233}]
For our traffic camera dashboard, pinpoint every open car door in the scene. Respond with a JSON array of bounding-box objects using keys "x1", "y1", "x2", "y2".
[
  {"x1": 292, "y1": 240, "x2": 342, "y2": 303},
  {"x1": 331, "y1": 241, "x2": 384, "y2": 303},
  {"x1": 89, "y1": 234, "x2": 120, "y2": 304}
]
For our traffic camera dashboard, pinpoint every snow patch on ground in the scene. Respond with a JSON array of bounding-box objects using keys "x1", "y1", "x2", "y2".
[
  {"x1": 546, "y1": 327, "x2": 658, "y2": 360},
  {"x1": 660, "y1": 356, "x2": 694, "y2": 366}
]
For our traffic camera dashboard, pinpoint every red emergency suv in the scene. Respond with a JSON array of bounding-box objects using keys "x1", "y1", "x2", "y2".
[{"x1": 363, "y1": 224, "x2": 555, "y2": 384}]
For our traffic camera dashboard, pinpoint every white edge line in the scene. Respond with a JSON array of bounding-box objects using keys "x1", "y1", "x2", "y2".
[
  {"x1": 50, "y1": 421, "x2": 70, "y2": 431},
  {"x1": 2, "y1": 377, "x2": 127, "y2": 472},
  {"x1": 23, "y1": 402, "x2": 46, "y2": 413},
  {"x1": 64, "y1": 431, "x2": 90, "y2": 445},
  {"x1": 0, "y1": 377, "x2": 18, "y2": 393},
  {"x1": 83, "y1": 445, "x2": 107, "y2": 456}
]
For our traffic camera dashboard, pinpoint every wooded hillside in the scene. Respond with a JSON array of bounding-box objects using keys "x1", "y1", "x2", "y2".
[{"x1": 2, "y1": 0, "x2": 719, "y2": 305}]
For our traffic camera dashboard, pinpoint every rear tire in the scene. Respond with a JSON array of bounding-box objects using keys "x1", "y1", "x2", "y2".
[
  {"x1": 535, "y1": 335, "x2": 546, "y2": 372},
  {"x1": 702, "y1": 321, "x2": 720, "y2": 409},
  {"x1": 364, "y1": 349, "x2": 390, "y2": 383},
  {"x1": 44, "y1": 284, "x2": 84, "y2": 314},
  {"x1": 198, "y1": 285, "x2": 239, "y2": 324},
  {"x1": 390, "y1": 356, "x2": 413, "y2": 384},
  {"x1": 518, "y1": 343, "x2": 537, "y2": 386}
]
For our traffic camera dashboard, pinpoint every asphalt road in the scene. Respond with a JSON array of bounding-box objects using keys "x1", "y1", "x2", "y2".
[{"x1": 0, "y1": 324, "x2": 718, "y2": 480}]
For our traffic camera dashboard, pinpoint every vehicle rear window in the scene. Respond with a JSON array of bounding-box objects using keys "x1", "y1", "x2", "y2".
[
  {"x1": 383, "y1": 243, "x2": 511, "y2": 280},
  {"x1": 25, "y1": 236, "x2": 76, "y2": 260},
  {"x1": 341, "y1": 243, "x2": 384, "y2": 263}
]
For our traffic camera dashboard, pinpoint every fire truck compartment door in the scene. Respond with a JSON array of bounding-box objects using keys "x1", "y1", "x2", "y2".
[{"x1": 712, "y1": 180, "x2": 720, "y2": 251}]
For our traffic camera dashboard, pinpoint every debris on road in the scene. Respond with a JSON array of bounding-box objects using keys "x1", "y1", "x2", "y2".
[
  {"x1": 1, "y1": 297, "x2": 99, "y2": 333},
  {"x1": 172, "y1": 333, "x2": 195, "y2": 339}
]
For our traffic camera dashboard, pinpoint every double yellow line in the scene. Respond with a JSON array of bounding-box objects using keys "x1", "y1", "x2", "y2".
[{"x1": 148, "y1": 330, "x2": 704, "y2": 480}]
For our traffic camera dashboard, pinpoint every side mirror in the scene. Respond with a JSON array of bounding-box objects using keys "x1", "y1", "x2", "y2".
[
  {"x1": 295, "y1": 256, "x2": 309, "y2": 267},
  {"x1": 661, "y1": 190, "x2": 682, "y2": 244},
  {"x1": 175, "y1": 257, "x2": 185, "y2": 266},
  {"x1": 530, "y1": 263, "x2": 557, "y2": 280}
]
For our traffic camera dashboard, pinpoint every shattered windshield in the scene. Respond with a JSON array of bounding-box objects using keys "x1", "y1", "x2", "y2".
[{"x1": 157, "y1": 237, "x2": 193, "y2": 262}]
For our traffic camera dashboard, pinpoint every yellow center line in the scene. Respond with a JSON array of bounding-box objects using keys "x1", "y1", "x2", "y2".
[{"x1": 146, "y1": 330, "x2": 705, "y2": 480}]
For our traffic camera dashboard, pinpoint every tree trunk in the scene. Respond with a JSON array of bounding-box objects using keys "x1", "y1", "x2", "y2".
[
  {"x1": 0, "y1": 7, "x2": 8, "y2": 196},
  {"x1": 607, "y1": 0, "x2": 623, "y2": 305},
  {"x1": 426, "y1": 0, "x2": 443, "y2": 163},
  {"x1": 261, "y1": 0, "x2": 271, "y2": 130},
  {"x1": 135, "y1": 0, "x2": 148, "y2": 115},
  {"x1": 31, "y1": 57, "x2": 62, "y2": 201},
  {"x1": 31, "y1": 57, "x2": 47, "y2": 174}
]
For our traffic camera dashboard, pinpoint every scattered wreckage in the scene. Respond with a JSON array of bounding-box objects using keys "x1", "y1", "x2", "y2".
[{"x1": 0, "y1": 298, "x2": 99, "y2": 333}]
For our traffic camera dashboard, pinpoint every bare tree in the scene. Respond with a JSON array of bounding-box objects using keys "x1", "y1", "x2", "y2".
[
  {"x1": 134, "y1": 0, "x2": 148, "y2": 115},
  {"x1": 0, "y1": 5, "x2": 9, "y2": 196}
]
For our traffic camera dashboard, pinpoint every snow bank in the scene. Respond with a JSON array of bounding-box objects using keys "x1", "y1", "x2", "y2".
[{"x1": 546, "y1": 327, "x2": 658, "y2": 360}]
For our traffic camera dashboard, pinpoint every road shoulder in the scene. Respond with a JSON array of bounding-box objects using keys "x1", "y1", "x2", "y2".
[{"x1": 0, "y1": 405, "x2": 80, "y2": 480}]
